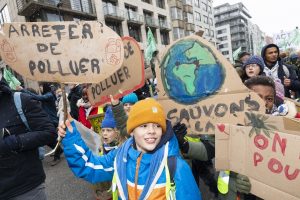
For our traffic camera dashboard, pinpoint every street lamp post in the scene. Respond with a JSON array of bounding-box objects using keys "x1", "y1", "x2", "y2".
[{"x1": 56, "y1": 1, "x2": 63, "y2": 21}]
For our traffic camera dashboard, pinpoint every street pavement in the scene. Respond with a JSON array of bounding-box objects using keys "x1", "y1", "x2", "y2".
[{"x1": 43, "y1": 153, "x2": 94, "y2": 200}]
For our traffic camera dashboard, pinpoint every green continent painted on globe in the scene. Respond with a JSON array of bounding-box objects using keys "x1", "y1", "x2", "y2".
[{"x1": 161, "y1": 39, "x2": 224, "y2": 104}]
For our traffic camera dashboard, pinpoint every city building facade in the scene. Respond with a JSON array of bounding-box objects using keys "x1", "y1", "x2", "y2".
[
  {"x1": 168, "y1": 0, "x2": 216, "y2": 45},
  {"x1": 214, "y1": 2, "x2": 252, "y2": 53},
  {"x1": 4, "y1": 0, "x2": 172, "y2": 52},
  {"x1": 216, "y1": 24, "x2": 233, "y2": 62}
]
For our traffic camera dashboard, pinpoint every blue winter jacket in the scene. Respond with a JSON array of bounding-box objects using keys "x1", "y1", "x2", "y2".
[{"x1": 62, "y1": 121, "x2": 202, "y2": 200}]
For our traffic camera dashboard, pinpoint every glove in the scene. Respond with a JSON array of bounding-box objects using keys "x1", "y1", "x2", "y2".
[
  {"x1": 0, "y1": 134, "x2": 20, "y2": 154},
  {"x1": 236, "y1": 174, "x2": 251, "y2": 194},
  {"x1": 173, "y1": 122, "x2": 189, "y2": 153}
]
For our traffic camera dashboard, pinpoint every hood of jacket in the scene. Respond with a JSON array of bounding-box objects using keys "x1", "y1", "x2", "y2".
[{"x1": 261, "y1": 43, "x2": 280, "y2": 63}]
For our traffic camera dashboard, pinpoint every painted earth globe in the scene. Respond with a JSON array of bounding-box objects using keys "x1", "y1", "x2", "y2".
[{"x1": 161, "y1": 39, "x2": 225, "y2": 104}]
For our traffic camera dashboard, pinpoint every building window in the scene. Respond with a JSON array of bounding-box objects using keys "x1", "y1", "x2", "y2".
[
  {"x1": 128, "y1": 25, "x2": 141, "y2": 42},
  {"x1": 144, "y1": 11, "x2": 156, "y2": 27},
  {"x1": 210, "y1": 30, "x2": 214, "y2": 37},
  {"x1": 46, "y1": 12, "x2": 61, "y2": 21},
  {"x1": 170, "y1": 7, "x2": 183, "y2": 20},
  {"x1": 219, "y1": 43, "x2": 228, "y2": 49},
  {"x1": 217, "y1": 29, "x2": 226, "y2": 34},
  {"x1": 0, "y1": 5, "x2": 10, "y2": 24},
  {"x1": 222, "y1": 51, "x2": 229, "y2": 55},
  {"x1": 160, "y1": 31, "x2": 169, "y2": 45},
  {"x1": 156, "y1": 0, "x2": 165, "y2": 9},
  {"x1": 194, "y1": 0, "x2": 200, "y2": 8},
  {"x1": 195, "y1": 11, "x2": 201, "y2": 21},
  {"x1": 173, "y1": 27, "x2": 184, "y2": 40},
  {"x1": 208, "y1": 6, "x2": 212, "y2": 13},
  {"x1": 209, "y1": 18, "x2": 213, "y2": 25},
  {"x1": 186, "y1": 13, "x2": 194, "y2": 23},
  {"x1": 201, "y1": 2, "x2": 207, "y2": 11},
  {"x1": 142, "y1": 0, "x2": 152, "y2": 4},
  {"x1": 219, "y1": 36, "x2": 228, "y2": 41},
  {"x1": 184, "y1": 0, "x2": 193, "y2": 6},
  {"x1": 203, "y1": 15, "x2": 208, "y2": 24},
  {"x1": 106, "y1": 21, "x2": 123, "y2": 36},
  {"x1": 70, "y1": 0, "x2": 93, "y2": 13},
  {"x1": 205, "y1": 28, "x2": 209, "y2": 36},
  {"x1": 158, "y1": 15, "x2": 167, "y2": 27}
]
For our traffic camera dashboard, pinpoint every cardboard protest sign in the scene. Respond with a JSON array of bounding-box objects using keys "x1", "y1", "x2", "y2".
[
  {"x1": 0, "y1": 21, "x2": 124, "y2": 83},
  {"x1": 156, "y1": 35, "x2": 265, "y2": 134},
  {"x1": 87, "y1": 36, "x2": 144, "y2": 106},
  {"x1": 215, "y1": 113, "x2": 300, "y2": 200}
]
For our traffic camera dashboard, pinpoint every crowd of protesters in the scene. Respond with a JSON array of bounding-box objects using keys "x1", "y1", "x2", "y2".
[{"x1": 1, "y1": 42, "x2": 300, "y2": 200}]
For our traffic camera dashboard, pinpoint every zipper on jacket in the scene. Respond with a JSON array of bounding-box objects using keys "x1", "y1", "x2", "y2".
[{"x1": 134, "y1": 153, "x2": 143, "y2": 200}]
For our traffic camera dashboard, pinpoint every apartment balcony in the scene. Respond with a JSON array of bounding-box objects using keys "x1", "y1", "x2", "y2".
[
  {"x1": 103, "y1": 5, "x2": 125, "y2": 21},
  {"x1": 172, "y1": 19, "x2": 184, "y2": 29},
  {"x1": 16, "y1": 0, "x2": 96, "y2": 19},
  {"x1": 168, "y1": 0, "x2": 183, "y2": 8},
  {"x1": 183, "y1": 4, "x2": 193, "y2": 13},
  {"x1": 145, "y1": 17, "x2": 158, "y2": 28},
  {"x1": 185, "y1": 23, "x2": 194, "y2": 31},
  {"x1": 126, "y1": 11, "x2": 144, "y2": 25},
  {"x1": 159, "y1": 21, "x2": 171, "y2": 31},
  {"x1": 230, "y1": 27, "x2": 246, "y2": 34}
]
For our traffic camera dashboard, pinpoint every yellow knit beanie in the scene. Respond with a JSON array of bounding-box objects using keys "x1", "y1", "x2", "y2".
[{"x1": 126, "y1": 98, "x2": 166, "y2": 134}]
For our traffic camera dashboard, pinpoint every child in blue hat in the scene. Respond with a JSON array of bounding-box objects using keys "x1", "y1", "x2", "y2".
[{"x1": 121, "y1": 92, "x2": 138, "y2": 115}]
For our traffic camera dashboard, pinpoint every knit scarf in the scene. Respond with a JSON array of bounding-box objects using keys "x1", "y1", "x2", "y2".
[{"x1": 115, "y1": 137, "x2": 167, "y2": 200}]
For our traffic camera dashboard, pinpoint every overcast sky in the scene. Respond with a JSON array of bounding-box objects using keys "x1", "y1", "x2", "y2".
[{"x1": 213, "y1": 0, "x2": 298, "y2": 36}]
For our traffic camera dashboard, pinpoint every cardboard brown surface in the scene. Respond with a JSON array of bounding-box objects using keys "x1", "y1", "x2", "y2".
[
  {"x1": 156, "y1": 35, "x2": 265, "y2": 134},
  {"x1": 0, "y1": 21, "x2": 124, "y2": 83},
  {"x1": 87, "y1": 37, "x2": 144, "y2": 106},
  {"x1": 215, "y1": 115, "x2": 300, "y2": 200}
]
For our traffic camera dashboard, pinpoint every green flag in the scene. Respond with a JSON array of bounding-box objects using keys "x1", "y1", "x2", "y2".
[
  {"x1": 3, "y1": 67, "x2": 21, "y2": 90},
  {"x1": 232, "y1": 46, "x2": 242, "y2": 61},
  {"x1": 145, "y1": 28, "x2": 157, "y2": 65}
]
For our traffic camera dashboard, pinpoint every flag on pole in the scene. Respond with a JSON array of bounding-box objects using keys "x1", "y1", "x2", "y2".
[
  {"x1": 232, "y1": 46, "x2": 242, "y2": 61},
  {"x1": 3, "y1": 67, "x2": 21, "y2": 90},
  {"x1": 144, "y1": 27, "x2": 157, "y2": 65}
]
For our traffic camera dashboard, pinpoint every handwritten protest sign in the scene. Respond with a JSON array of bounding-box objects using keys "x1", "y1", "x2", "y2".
[
  {"x1": 87, "y1": 36, "x2": 144, "y2": 106},
  {"x1": 156, "y1": 35, "x2": 265, "y2": 134},
  {"x1": 0, "y1": 21, "x2": 124, "y2": 83},
  {"x1": 215, "y1": 113, "x2": 300, "y2": 200}
]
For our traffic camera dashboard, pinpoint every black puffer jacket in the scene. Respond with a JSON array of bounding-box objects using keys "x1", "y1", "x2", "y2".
[{"x1": 0, "y1": 80, "x2": 57, "y2": 199}]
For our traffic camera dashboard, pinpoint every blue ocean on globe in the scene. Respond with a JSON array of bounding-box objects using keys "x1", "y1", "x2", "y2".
[{"x1": 161, "y1": 39, "x2": 225, "y2": 104}]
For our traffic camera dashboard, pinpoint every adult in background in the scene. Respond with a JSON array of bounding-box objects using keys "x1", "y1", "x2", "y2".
[
  {"x1": 0, "y1": 77, "x2": 57, "y2": 200},
  {"x1": 68, "y1": 84, "x2": 83, "y2": 120},
  {"x1": 18, "y1": 83, "x2": 62, "y2": 166},
  {"x1": 261, "y1": 44, "x2": 300, "y2": 98},
  {"x1": 234, "y1": 51, "x2": 251, "y2": 79}
]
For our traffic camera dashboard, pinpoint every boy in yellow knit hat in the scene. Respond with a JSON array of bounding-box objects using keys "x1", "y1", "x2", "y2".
[{"x1": 59, "y1": 98, "x2": 202, "y2": 200}]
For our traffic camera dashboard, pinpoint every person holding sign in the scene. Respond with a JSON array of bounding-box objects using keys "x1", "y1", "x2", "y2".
[
  {"x1": 58, "y1": 98, "x2": 201, "y2": 200},
  {"x1": 0, "y1": 77, "x2": 57, "y2": 200}
]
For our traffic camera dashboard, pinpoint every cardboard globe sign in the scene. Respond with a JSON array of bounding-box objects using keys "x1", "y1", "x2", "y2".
[
  {"x1": 87, "y1": 36, "x2": 145, "y2": 106},
  {"x1": 0, "y1": 21, "x2": 124, "y2": 83},
  {"x1": 156, "y1": 35, "x2": 265, "y2": 134}
]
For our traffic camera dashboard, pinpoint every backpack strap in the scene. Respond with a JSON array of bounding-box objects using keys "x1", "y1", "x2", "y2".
[
  {"x1": 13, "y1": 92, "x2": 31, "y2": 131},
  {"x1": 167, "y1": 156, "x2": 177, "y2": 185}
]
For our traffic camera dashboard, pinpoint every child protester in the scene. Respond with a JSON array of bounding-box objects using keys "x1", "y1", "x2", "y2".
[
  {"x1": 121, "y1": 92, "x2": 139, "y2": 116},
  {"x1": 59, "y1": 98, "x2": 201, "y2": 200},
  {"x1": 93, "y1": 107, "x2": 123, "y2": 200}
]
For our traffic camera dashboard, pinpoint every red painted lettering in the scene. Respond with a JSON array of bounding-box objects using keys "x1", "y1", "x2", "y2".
[
  {"x1": 254, "y1": 134, "x2": 269, "y2": 150},
  {"x1": 284, "y1": 165, "x2": 300, "y2": 180},
  {"x1": 272, "y1": 133, "x2": 287, "y2": 156},
  {"x1": 253, "y1": 152, "x2": 263, "y2": 166},
  {"x1": 268, "y1": 158, "x2": 283, "y2": 174}
]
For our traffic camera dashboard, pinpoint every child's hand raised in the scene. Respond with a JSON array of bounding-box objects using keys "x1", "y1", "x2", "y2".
[{"x1": 110, "y1": 95, "x2": 120, "y2": 106}]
